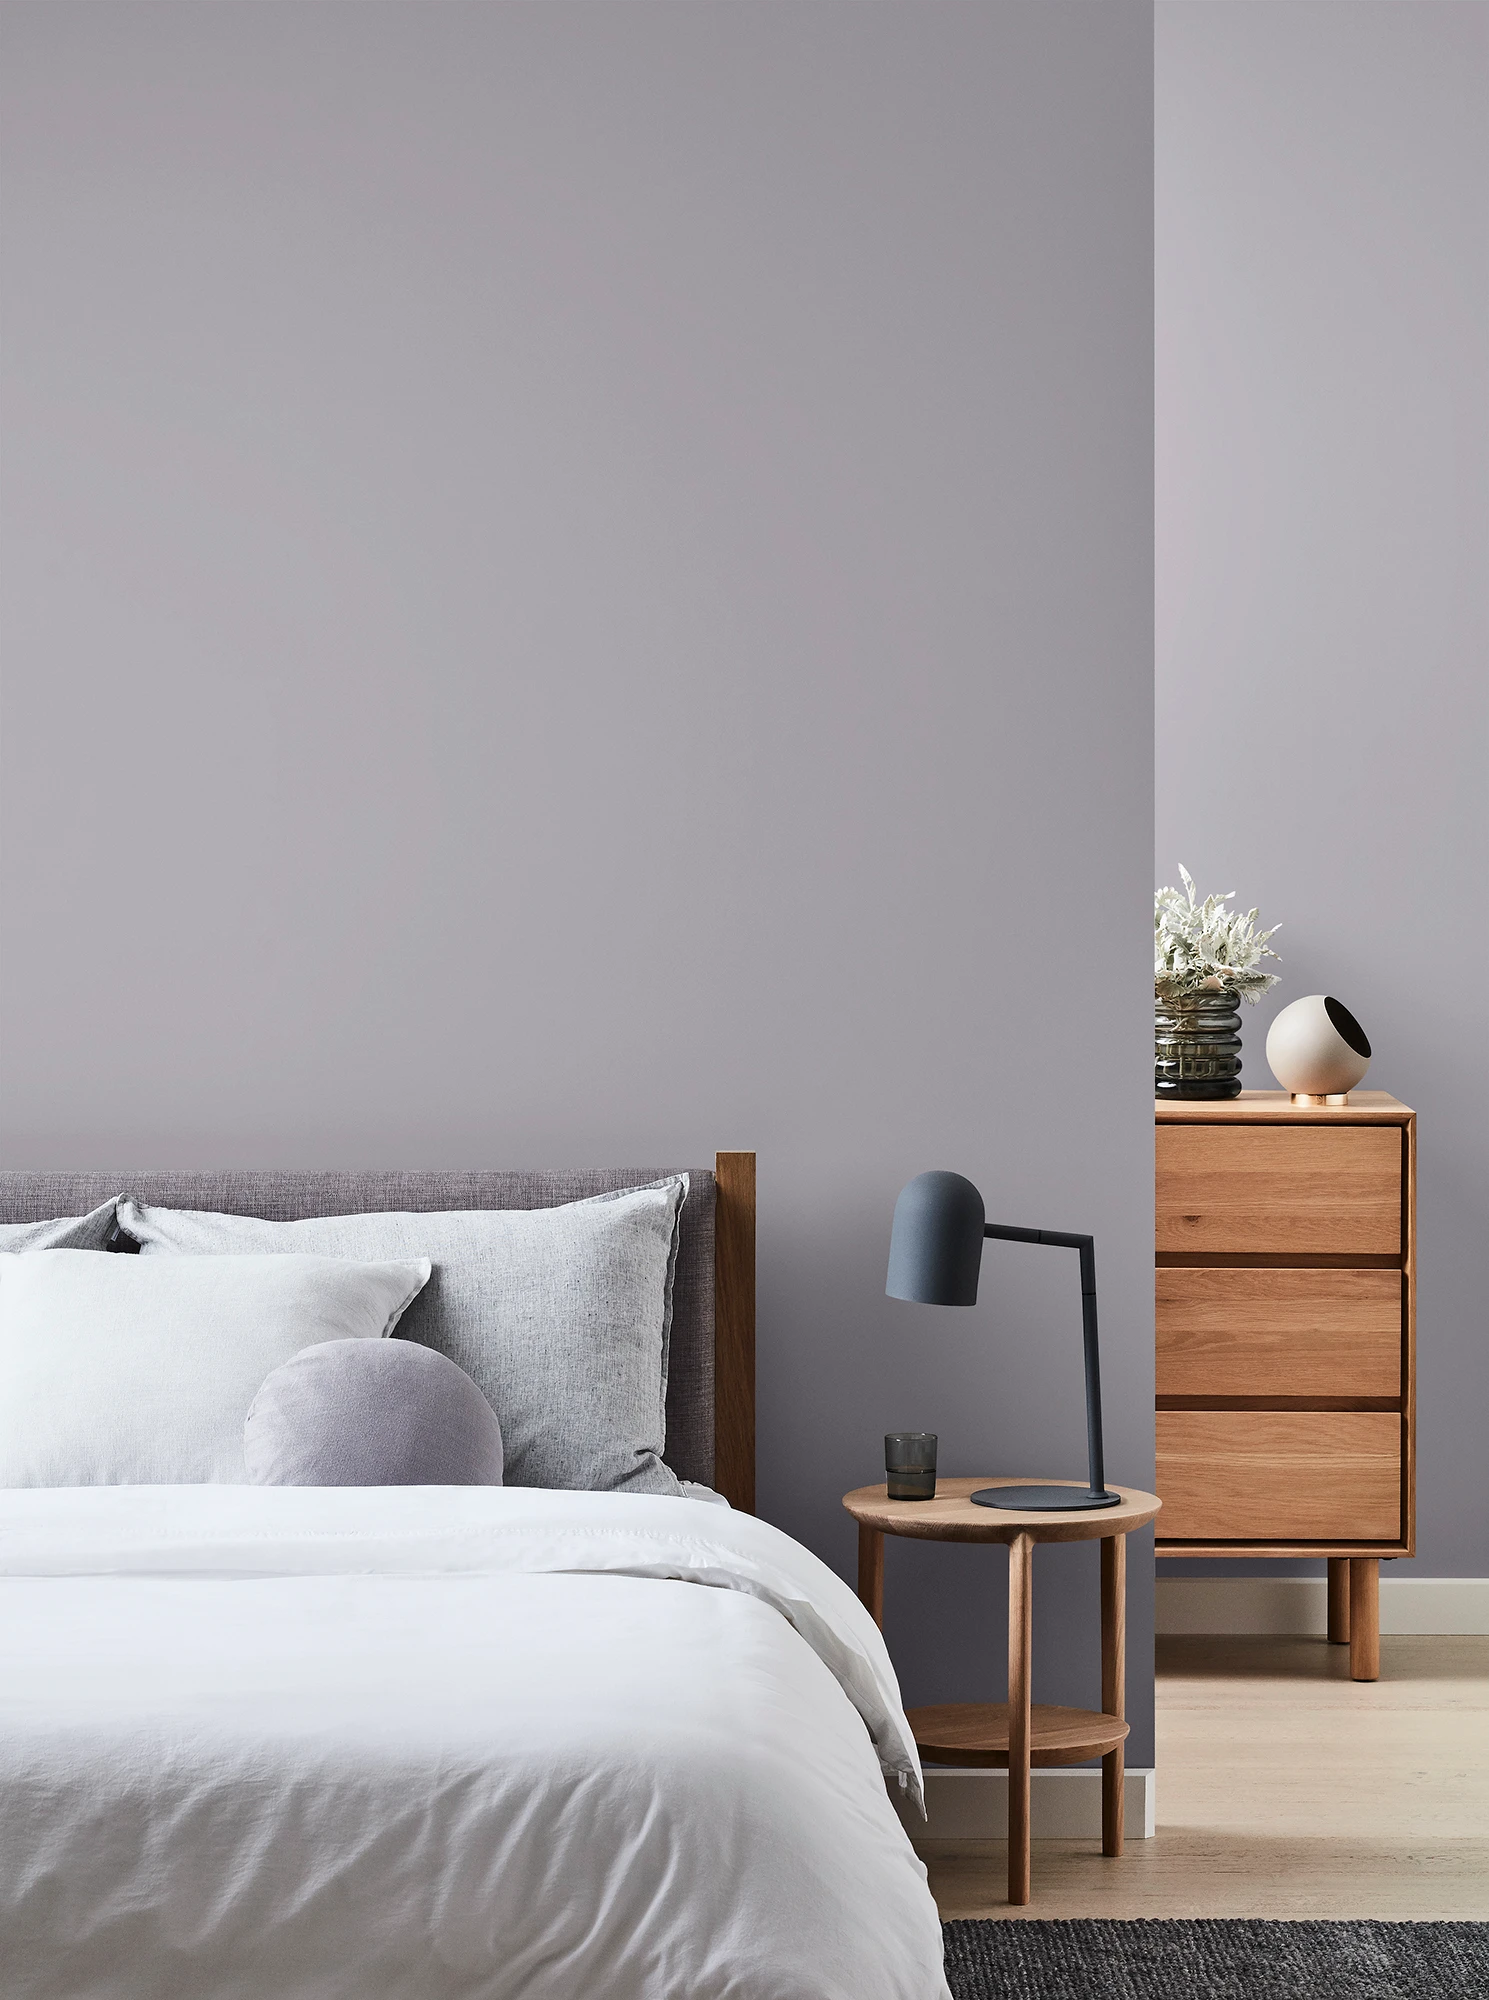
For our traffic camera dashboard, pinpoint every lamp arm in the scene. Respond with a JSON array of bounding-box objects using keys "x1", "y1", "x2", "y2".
[{"x1": 983, "y1": 1223, "x2": 1108, "y2": 1499}]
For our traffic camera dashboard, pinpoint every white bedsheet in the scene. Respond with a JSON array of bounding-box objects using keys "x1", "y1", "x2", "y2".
[{"x1": 0, "y1": 1486, "x2": 950, "y2": 2000}]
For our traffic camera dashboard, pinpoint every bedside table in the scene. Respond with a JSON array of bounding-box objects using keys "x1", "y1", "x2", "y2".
[{"x1": 843, "y1": 1476, "x2": 1160, "y2": 1905}]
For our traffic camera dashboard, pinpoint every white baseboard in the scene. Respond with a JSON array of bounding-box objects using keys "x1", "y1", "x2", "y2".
[
  {"x1": 897, "y1": 1767, "x2": 1155, "y2": 1843},
  {"x1": 1156, "y1": 1575, "x2": 1489, "y2": 1637}
]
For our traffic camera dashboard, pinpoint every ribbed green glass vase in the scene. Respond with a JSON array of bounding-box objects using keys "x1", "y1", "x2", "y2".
[{"x1": 1155, "y1": 987, "x2": 1243, "y2": 1100}]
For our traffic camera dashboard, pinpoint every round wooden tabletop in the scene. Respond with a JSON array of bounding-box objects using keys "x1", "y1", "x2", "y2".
[{"x1": 843, "y1": 1475, "x2": 1161, "y2": 1543}]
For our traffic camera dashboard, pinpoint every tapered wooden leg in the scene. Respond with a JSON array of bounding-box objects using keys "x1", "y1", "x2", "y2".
[
  {"x1": 1328, "y1": 1558, "x2": 1351, "y2": 1645},
  {"x1": 857, "y1": 1525, "x2": 884, "y2": 1630},
  {"x1": 1100, "y1": 1534, "x2": 1126, "y2": 1857},
  {"x1": 1349, "y1": 1558, "x2": 1379, "y2": 1681},
  {"x1": 1007, "y1": 1532, "x2": 1033, "y2": 1906}
]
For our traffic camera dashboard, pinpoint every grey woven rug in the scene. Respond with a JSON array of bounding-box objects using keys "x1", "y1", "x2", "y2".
[{"x1": 942, "y1": 1919, "x2": 1488, "y2": 1998}]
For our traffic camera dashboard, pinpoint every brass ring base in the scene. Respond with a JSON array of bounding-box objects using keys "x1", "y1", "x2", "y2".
[{"x1": 1290, "y1": 1092, "x2": 1351, "y2": 1106}]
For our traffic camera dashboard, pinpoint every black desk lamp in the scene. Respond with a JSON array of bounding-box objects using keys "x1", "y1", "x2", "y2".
[{"x1": 886, "y1": 1169, "x2": 1121, "y2": 1511}]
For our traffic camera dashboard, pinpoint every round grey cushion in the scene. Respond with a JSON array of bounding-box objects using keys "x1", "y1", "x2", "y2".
[{"x1": 245, "y1": 1338, "x2": 504, "y2": 1487}]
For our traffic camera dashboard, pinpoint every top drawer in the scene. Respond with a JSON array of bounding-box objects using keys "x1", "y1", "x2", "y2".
[{"x1": 1156, "y1": 1124, "x2": 1402, "y2": 1256}]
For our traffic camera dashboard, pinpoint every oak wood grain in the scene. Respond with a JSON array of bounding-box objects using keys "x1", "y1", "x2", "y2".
[
  {"x1": 1156, "y1": 1410, "x2": 1401, "y2": 1541},
  {"x1": 842, "y1": 1478, "x2": 1161, "y2": 1544},
  {"x1": 1152, "y1": 1102, "x2": 1416, "y2": 1561},
  {"x1": 1157, "y1": 1541, "x2": 1408, "y2": 1558},
  {"x1": 1350, "y1": 1558, "x2": 1381, "y2": 1681},
  {"x1": 1156, "y1": 1267, "x2": 1403, "y2": 1398},
  {"x1": 1403, "y1": 1114, "x2": 1417, "y2": 1556},
  {"x1": 845, "y1": 1478, "x2": 1151, "y2": 1905},
  {"x1": 1156, "y1": 1124, "x2": 1402, "y2": 1256},
  {"x1": 1157, "y1": 1397, "x2": 1399, "y2": 1412},
  {"x1": 1101, "y1": 1534, "x2": 1126, "y2": 1858},
  {"x1": 1157, "y1": 1252, "x2": 1402, "y2": 1269},
  {"x1": 1007, "y1": 1533, "x2": 1033, "y2": 1906},
  {"x1": 713, "y1": 1151, "x2": 755, "y2": 1514},
  {"x1": 909, "y1": 1702, "x2": 1128, "y2": 1768},
  {"x1": 1156, "y1": 1090, "x2": 1413, "y2": 1124}
]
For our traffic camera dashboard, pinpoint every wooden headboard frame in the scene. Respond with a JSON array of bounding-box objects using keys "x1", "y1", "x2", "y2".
[{"x1": 713, "y1": 1151, "x2": 756, "y2": 1515}]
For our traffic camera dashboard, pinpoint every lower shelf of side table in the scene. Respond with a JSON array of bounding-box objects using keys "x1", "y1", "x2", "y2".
[{"x1": 909, "y1": 1702, "x2": 1129, "y2": 1769}]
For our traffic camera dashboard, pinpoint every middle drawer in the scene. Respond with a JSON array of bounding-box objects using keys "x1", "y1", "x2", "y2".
[{"x1": 1156, "y1": 1267, "x2": 1403, "y2": 1399}]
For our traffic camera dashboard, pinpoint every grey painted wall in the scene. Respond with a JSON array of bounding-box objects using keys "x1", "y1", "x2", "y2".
[
  {"x1": 2, "y1": 3, "x2": 1156, "y2": 1751},
  {"x1": 1157, "y1": 2, "x2": 1488, "y2": 1578}
]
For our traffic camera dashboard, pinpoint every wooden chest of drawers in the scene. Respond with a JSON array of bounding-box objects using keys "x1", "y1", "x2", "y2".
[{"x1": 1154, "y1": 1091, "x2": 1415, "y2": 1680}]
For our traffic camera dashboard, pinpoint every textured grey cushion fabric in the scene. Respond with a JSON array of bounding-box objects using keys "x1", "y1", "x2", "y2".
[
  {"x1": 246, "y1": 1339, "x2": 504, "y2": 1488},
  {"x1": 0, "y1": 1250, "x2": 431, "y2": 1486},
  {"x1": 0, "y1": 1172, "x2": 716, "y2": 1485},
  {"x1": 119, "y1": 1178, "x2": 689, "y2": 1495},
  {"x1": 0, "y1": 1199, "x2": 118, "y2": 1253}
]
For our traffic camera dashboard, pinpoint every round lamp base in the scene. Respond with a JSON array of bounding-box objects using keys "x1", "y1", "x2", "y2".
[{"x1": 971, "y1": 1483, "x2": 1123, "y2": 1512}]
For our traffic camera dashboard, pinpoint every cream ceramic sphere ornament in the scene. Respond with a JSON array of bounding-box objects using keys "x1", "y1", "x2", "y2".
[{"x1": 1265, "y1": 994, "x2": 1372, "y2": 1102}]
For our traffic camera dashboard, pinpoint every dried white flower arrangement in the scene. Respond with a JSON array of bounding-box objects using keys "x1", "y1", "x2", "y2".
[{"x1": 1155, "y1": 865, "x2": 1281, "y2": 1004}]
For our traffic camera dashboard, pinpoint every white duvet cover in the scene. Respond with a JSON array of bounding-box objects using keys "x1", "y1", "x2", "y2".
[{"x1": 0, "y1": 1486, "x2": 950, "y2": 2000}]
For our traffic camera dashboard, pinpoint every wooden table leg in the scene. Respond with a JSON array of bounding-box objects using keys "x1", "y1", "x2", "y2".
[
  {"x1": 857, "y1": 1524, "x2": 884, "y2": 1630},
  {"x1": 1349, "y1": 1557, "x2": 1380, "y2": 1681},
  {"x1": 1007, "y1": 1531, "x2": 1033, "y2": 1906},
  {"x1": 1100, "y1": 1534, "x2": 1125, "y2": 1858},
  {"x1": 1328, "y1": 1557, "x2": 1351, "y2": 1645}
]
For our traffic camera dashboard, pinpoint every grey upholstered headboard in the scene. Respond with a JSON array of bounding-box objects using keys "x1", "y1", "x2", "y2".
[{"x1": 0, "y1": 1168, "x2": 723, "y2": 1491}]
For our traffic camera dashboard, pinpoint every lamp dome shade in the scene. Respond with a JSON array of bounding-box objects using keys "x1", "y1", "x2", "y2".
[
  {"x1": 886, "y1": 1171, "x2": 986, "y2": 1307},
  {"x1": 1266, "y1": 994, "x2": 1372, "y2": 1095}
]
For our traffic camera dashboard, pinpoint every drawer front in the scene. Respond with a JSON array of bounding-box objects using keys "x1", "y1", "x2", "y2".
[
  {"x1": 1156, "y1": 1124, "x2": 1402, "y2": 1256},
  {"x1": 1157, "y1": 1410, "x2": 1401, "y2": 1541},
  {"x1": 1156, "y1": 1268, "x2": 1403, "y2": 1398}
]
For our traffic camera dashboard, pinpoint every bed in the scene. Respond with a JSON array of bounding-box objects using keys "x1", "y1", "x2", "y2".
[{"x1": 0, "y1": 1159, "x2": 950, "y2": 2000}]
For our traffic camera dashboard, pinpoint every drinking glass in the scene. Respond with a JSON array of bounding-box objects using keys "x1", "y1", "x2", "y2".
[{"x1": 885, "y1": 1432, "x2": 937, "y2": 1501}]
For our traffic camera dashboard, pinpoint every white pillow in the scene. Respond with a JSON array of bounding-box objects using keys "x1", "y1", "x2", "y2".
[{"x1": 0, "y1": 1250, "x2": 431, "y2": 1487}]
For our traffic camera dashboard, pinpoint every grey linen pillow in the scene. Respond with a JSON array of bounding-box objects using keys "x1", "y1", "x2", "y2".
[
  {"x1": 246, "y1": 1339, "x2": 504, "y2": 1487},
  {"x1": 117, "y1": 1178, "x2": 688, "y2": 1495},
  {"x1": 0, "y1": 1199, "x2": 119, "y2": 1253}
]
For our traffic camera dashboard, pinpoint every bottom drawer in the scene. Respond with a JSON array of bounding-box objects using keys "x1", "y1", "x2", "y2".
[{"x1": 1157, "y1": 1410, "x2": 1401, "y2": 1541}]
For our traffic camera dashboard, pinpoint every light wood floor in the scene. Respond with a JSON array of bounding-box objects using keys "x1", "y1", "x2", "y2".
[{"x1": 922, "y1": 1634, "x2": 1489, "y2": 1921}]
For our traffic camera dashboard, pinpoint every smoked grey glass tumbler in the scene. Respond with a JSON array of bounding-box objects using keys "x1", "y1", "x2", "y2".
[{"x1": 885, "y1": 1432, "x2": 937, "y2": 1501}]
